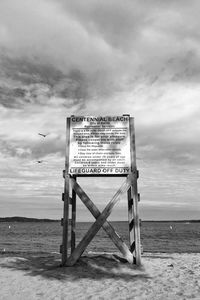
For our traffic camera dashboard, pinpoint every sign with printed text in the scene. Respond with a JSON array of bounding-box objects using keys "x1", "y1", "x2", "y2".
[{"x1": 69, "y1": 116, "x2": 131, "y2": 175}]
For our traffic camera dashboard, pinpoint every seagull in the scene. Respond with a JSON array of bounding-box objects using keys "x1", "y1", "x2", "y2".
[
  {"x1": 38, "y1": 133, "x2": 49, "y2": 138},
  {"x1": 37, "y1": 160, "x2": 44, "y2": 163},
  {"x1": 170, "y1": 225, "x2": 173, "y2": 230}
]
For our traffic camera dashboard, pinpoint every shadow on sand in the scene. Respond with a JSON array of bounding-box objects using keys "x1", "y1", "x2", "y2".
[{"x1": 0, "y1": 252, "x2": 151, "y2": 282}]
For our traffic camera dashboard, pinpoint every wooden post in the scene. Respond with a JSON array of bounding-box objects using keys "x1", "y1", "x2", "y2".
[
  {"x1": 129, "y1": 117, "x2": 141, "y2": 265},
  {"x1": 61, "y1": 118, "x2": 70, "y2": 266},
  {"x1": 127, "y1": 187, "x2": 135, "y2": 253},
  {"x1": 71, "y1": 176, "x2": 76, "y2": 252}
]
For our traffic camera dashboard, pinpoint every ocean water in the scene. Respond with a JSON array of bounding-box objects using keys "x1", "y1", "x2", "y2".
[{"x1": 0, "y1": 221, "x2": 200, "y2": 255}]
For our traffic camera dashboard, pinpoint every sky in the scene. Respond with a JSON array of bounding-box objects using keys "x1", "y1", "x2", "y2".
[{"x1": 0, "y1": 0, "x2": 200, "y2": 221}]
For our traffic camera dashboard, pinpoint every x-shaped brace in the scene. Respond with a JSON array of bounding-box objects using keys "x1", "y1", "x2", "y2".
[{"x1": 66, "y1": 174, "x2": 135, "y2": 266}]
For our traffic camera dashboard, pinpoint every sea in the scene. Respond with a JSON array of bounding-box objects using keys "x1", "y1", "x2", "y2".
[{"x1": 0, "y1": 221, "x2": 200, "y2": 255}]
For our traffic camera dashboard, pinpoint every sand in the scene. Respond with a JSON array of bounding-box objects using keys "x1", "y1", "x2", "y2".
[{"x1": 0, "y1": 252, "x2": 199, "y2": 300}]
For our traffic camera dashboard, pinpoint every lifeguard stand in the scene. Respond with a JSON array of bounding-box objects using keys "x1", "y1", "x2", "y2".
[{"x1": 60, "y1": 115, "x2": 141, "y2": 266}]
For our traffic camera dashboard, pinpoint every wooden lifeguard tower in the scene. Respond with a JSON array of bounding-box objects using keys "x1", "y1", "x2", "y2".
[{"x1": 60, "y1": 115, "x2": 141, "y2": 266}]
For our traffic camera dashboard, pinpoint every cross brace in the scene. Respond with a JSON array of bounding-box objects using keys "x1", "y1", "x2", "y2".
[{"x1": 65, "y1": 174, "x2": 136, "y2": 266}]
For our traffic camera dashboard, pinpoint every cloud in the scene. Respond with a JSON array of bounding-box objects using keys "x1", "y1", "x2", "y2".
[
  {"x1": 0, "y1": 0, "x2": 200, "y2": 219},
  {"x1": 1, "y1": 0, "x2": 200, "y2": 106},
  {"x1": 0, "y1": 0, "x2": 199, "y2": 98},
  {"x1": 0, "y1": 0, "x2": 117, "y2": 74}
]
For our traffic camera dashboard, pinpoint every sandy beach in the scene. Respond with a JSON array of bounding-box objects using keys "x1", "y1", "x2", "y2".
[{"x1": 0, "y1": 252, "x2": 199, "y2": 300}]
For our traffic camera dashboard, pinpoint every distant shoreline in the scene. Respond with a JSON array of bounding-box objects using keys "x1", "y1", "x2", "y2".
[
  {"x1": 0, "y1": 217, "x2": 200, "y2": 223},
  {"x1": 0, "y1": 217, "x2": 58, "y2": 222}
]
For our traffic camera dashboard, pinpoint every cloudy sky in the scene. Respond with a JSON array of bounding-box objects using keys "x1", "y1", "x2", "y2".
[{"x1": 0, "y1": 0, "x2": 200, "y2": 221}]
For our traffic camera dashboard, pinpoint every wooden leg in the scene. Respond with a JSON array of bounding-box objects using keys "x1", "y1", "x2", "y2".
[
  {"x1": 71, "y1": 176, "x2": 76, "y2": 253},
  {"x1": 131, "y1": 174, "x2": 141, "y2": 266},
  {"x1": 61, "y1": 174, "x2": 70, "y2": 266},
  {"x1": 127, "y1": 187, "x2": 135, "y2": 253}
]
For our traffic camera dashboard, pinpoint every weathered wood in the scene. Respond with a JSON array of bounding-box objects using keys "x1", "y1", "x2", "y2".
[
  {"x1": 71, "y1": 178, "x2": 133, "y2": 263},
  {"x1": 60, "y1": 242, "x2": 71, "y2": 253},
  {"x1": 62, "y1": 194, "x2": 72, "y2": 204},
  {"x1": 71, "y1": 176, "x2": 76, "y2": 252},
  {"x1": 66, "y1": 175, "x2": 132, "y2": 266},
  {"x1": 138, "y1": 193, "x2": 140, "y2": 202},
  {"x1": 62, "y1": 175, "x2": 70, "y2": 265},
  {"x1": 130, "y1": 117, "x2": 141, "y2": 266},
  {"x1": 61, "y1": 117, "x2": 71, "y2": 266},
  {"x1": 131, "y1": 179, "x2": 141, "y2": 265},
  {"x1": 127, "y1": 187, "x2": 135, "y2": 254}
]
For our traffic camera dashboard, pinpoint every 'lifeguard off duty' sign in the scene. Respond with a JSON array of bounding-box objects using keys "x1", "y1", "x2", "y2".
[{"x1": 69, "y1": 116, "x2": 131, "y2": 175}]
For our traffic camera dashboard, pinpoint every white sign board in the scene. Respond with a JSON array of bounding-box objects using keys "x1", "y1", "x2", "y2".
[{"x1": 69, "y1": 116, "x2": 131, "y2": 175}]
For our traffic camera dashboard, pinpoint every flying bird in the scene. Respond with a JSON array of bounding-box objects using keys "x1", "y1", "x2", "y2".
[
  {"x1": 36, "y1": 160, "x2": 44, "y2": 164},
  {"x1": 38, "y1": 133, "x2": 49, "y2": 138}
]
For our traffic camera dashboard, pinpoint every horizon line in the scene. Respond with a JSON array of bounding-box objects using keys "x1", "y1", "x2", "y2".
[{"x1": 0, "y1": 216, "x2": 200, "y2": 222}]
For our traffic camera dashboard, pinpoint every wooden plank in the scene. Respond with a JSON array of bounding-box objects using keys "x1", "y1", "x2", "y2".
[
  {"x1": 60, "y1": 242, "x2": 71, "y2": 253},
  {"x1": 71, "y1": 176, "x2": 76, "y2": 252},
  {"x1": 62, "y1": 175, "x2": 70, "y2": 266},
  {"x1": 61, "y1": 117, "x2": 71, "y2": 266},
  {"x1": 71, "y1": 178, "x2": 133, "y2": 263},
  {"x1": 66, "y1": 175, "x2": 132, "y2": 266},
  {"x1": 129, "y1": 117, "x2": 141, "y2": 266},
  {"x1": 131, "y1": 179, "x2": 141, "y2": 265},
  {"x1": 138, "y1": 193, "x2": 140, "y2": 202},
  {"x1": 127, "y1": 187, "x2": 135, "y2": 253},
  {"x1": 62, "y1": 193, "x2": 72, "y2": 204},
  {"x1": 71, "y1": 174, "x2": 127, "y2": 177}
]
